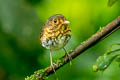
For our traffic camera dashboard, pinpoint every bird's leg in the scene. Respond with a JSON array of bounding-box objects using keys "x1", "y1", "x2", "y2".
[
  {"x1": 63, "y1": 47, "x2": 72, "y2": 65},
  {"x1": 50, "y1": 50, "x2": 56, "y2": 73}
]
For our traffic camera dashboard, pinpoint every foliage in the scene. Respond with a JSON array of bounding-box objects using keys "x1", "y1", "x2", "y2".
[
  {"x1": 108, "y1": 0, "x2": 119, "y2": 7},
  {"x1": 93, "y1": 44, "x2": 120, "y2": 72}
]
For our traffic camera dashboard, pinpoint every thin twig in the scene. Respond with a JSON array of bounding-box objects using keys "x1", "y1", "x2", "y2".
[{"x1": 25, "y1": 16, "x2": 120, "y2": 80}]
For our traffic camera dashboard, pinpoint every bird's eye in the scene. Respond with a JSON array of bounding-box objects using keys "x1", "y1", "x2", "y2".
[{"x1": 54, "y1": 19, "x2": 57, "y2": 23}]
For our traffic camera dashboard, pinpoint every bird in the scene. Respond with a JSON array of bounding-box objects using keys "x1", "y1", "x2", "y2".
[{"x1": 40, "y1": 14, "x2": 72, "y2": 72}]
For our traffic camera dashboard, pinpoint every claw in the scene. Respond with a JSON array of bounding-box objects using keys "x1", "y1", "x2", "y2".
[
  {"x1": 50, "y1": 50, "x2": 56, "y2": 74},
  {"x1": 63, "y1": 47, "x2": 72, "y2": 66},
  {"x1": 51, "y1": 63, "x2": 56, "y2": 74}
]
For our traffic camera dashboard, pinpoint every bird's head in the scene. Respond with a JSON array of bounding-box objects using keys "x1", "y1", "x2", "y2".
[{"x1": 45, "y1": 14, "x2": 70, "y2": 27}]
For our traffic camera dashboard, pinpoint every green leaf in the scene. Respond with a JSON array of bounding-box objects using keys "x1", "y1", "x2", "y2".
[
  {"x1": 93, "y1": 47, "x2": 120, "y2": 72},
  {"x1": 108, "y1": 0, "x2": 118, "y2": 7}
]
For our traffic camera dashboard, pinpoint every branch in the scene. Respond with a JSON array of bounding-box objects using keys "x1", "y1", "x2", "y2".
[{"x1": 25, "y1": 16, "x2": 120, "y2": 80}]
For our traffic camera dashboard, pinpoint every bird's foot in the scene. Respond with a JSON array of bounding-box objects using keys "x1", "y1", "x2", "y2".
[
  {"x1": 66, "y1": 52, "x2": 72, "y2": 66},
  {"x1": 51, "y1": 62, "x2": 56, "y2": 74}
]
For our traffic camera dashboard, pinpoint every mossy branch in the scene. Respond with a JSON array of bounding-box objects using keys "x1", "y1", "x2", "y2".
[{"x1": 25, "y1": 16, "x2": 120, "y2": 80}]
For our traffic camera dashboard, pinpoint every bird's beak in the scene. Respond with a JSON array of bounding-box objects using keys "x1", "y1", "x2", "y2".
[{"x1": 63, "y1": 20, "x2": 70, "y2": 24}]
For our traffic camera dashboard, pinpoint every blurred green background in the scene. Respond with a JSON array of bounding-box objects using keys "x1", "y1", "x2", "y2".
[{"x1": 0, "y1": 0, "x2": 120, "y2": 80}]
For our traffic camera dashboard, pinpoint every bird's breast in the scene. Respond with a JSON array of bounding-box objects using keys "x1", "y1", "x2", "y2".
[{"x1": 40, "y1": 25, "x2": 71, "y2": 50}]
